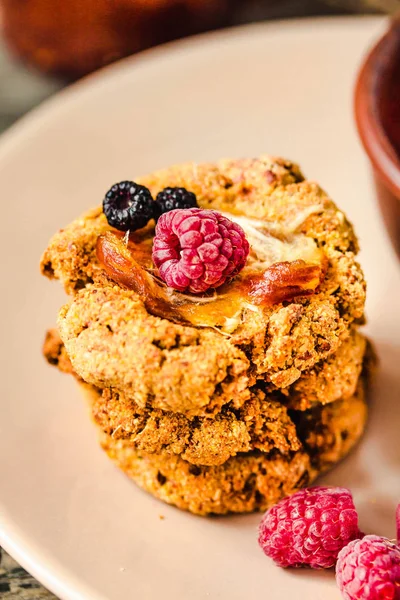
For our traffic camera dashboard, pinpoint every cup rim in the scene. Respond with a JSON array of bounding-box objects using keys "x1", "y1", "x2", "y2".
[{"x1": 354, "y1": 22, "x2": 400, "y2": 198}]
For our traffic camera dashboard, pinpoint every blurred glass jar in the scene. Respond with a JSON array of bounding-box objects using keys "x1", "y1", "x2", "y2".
[{"x1": 0, "y1": 0, "x2": 232, "y2": 79}]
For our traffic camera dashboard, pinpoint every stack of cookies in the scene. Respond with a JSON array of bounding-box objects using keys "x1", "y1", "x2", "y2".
[{"x1": 42, "y1": 156, "x2": 372, "y2": 515}]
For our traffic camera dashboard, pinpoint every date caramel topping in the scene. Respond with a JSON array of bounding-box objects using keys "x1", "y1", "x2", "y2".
[{"x1": 97, "y1": 206, "x2": 326, "y2": 333}]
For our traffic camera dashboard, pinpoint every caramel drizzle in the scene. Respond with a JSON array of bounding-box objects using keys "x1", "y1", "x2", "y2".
[
  {"x1": 96, "y1": 229, "x2": 326, "y2": 331},
  {"x1": 97, "y1": 231, "x2": 190, "y2": 325}
]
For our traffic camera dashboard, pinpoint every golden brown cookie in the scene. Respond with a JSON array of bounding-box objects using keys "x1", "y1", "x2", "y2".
[
  {"x1": 42, "y1": 156, "x2": 366, "y2": 415},
  {"x1": 96, "y1": 378, "x2": 368, "y2": 516},
  {"x1": 43, "y1": 327, "x2": 370, "y2": 514},
  {"x1": 92, "y1": 387, "x2": 302, "y2": 467},
  {"x1": 44, "y1": 325, "x2": 368, "y2": 415},
  {"x1": 43, "y1": 328, "x2": 370, "y2": 466}
]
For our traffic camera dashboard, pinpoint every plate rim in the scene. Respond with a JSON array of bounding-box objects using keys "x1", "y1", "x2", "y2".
[{"x1": 0, "y1": 14, "x2": 384, "y2": 160}]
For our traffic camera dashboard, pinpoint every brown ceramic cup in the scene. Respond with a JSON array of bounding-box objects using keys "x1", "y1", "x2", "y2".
[{"x1": 355, "y1": 21, "x2": 400, "y2": 259}]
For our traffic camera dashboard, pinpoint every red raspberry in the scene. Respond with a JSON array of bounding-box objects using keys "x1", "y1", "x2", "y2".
[
  {"x1": 397, "y1": 503, "x2": 400, "y2": 545},
  {"x1": 258, "y1": 486, "x2": 362, "y2": 569},
  {"x1": 152, "y1": 208, "x2": 250, "y2": 293},
  {"x1": 336, "y1": 535, "x2": 400, "y2": 600}
]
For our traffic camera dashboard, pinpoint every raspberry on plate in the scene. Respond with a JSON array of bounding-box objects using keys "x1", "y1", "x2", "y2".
[
  {"x1": 336, "y1": 535, "x2": 400, "y2": 600},
  {"x1": 258, "y1": 486, "x2": 362, "y2": 569},
  {"x1": 152, "y1": 208, "x2": 250, "y2": 293}
]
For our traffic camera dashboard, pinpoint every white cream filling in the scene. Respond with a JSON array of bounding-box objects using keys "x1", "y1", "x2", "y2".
[{"x1": 222, "y1": 205, "x2": 324, "y2": 271}]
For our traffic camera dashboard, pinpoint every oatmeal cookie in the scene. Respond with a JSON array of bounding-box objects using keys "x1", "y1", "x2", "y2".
[
  {"x1": 44, "y1": 323, "x2": 369, "y2": 414},
  {"x1": 90, "y1": 386, "x2": 301, "y2": 467},
  {"x1": 42, "y1": 157, "x2": 366, "y2": 414},
  {"x1": 96, "y1": 377, "x2": 368, "y2": 516},
  {"x1": 55, "y1": 296, "x2": 367, "y2": 416}
]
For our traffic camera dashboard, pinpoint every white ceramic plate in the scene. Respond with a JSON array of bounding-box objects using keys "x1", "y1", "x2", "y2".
[{"x1": 0, "y1": 16, "x2": 399, "y2": 600}]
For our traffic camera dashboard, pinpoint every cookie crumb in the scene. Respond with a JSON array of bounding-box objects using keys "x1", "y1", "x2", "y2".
[{"x1": 159, "y1": 515, "x2": 165, "y2": 520}]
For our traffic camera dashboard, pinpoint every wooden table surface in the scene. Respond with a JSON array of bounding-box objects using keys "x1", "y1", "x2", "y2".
[{"x1": 0, "y1": 1, "x2": 382, "y2": 597}]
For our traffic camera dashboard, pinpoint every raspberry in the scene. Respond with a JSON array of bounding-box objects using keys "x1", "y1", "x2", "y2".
[
  {"x1": 103, "y1": 181, "x2": 154, "y2": 231},
  {"x1": 336, "y1": 535, "x2": 400, "y2": 600},
  {"x1": 154, "y1": 187, "x2": 198, "y2": 221},
  {"x1": 397, "y1": 503, "x2": 400, "y2": 544},
  {"x1": 152, "y1": 208, "x2": 250, "y2": 293},
  {"x1": 258, "y1": 486, "x2": 362, "y2": 569}
]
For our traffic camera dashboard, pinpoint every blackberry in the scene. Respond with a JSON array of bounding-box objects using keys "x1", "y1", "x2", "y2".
[
  {"x1": 103, "y1": 181, "x2": 154, "y2": 231},
  {"x1": 154, "y1": 187, "x2": 198, "y2": 221}
]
